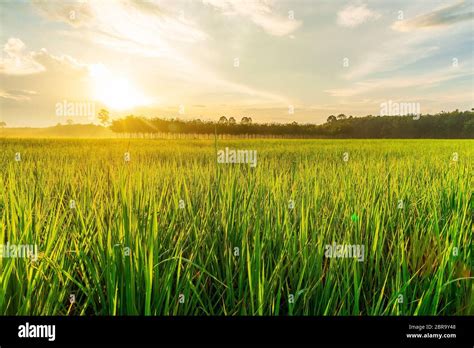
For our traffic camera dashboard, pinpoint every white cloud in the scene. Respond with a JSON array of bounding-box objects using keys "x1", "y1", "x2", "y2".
[
  {"x1": 32, "y1": 1, "x2": 291, "y2": 109},
  {"x1": 325, "y1": 65, "x2": 472, "y2": 97},
  {"x1": 0, "y1": 37, "x2": 87, "y2": 76},
  {"x1": 203, "y1": 0, "x2": 301, "y2": 36},
  {"x1": 34, "y1": 0, "x2": 207, "y2": 58},
  {"x1": 337, "y1": 3, "x2": 380, "y2": 28},
  {"x1": 0, "y1": 37, "x2": 97, "y2": 126},
  {"x1": 0, "y1": 38, "x2": 45, "y2": 75},
  {"x1": 392, "y1": 1, "x2": 473, "y2": 32},
  {"x1": 0, "y1": 89, "x2": 37, "y2": 101},
  {"x1": 0, "y1": 38, "x2": 91, "y2": 107},
  {"x1": 214, "y1": 78, "x2": 290, "y2": 105},
  {"x1": 343, "y1": 33, "x2": 440, "y2": 80}
]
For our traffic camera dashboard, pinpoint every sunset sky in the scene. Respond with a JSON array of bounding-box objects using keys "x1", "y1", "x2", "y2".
[{"x1": 0, "y1": 0, "x2": 473, "y2": 127}]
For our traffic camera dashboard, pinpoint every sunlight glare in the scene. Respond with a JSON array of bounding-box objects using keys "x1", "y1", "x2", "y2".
[{"x1": 90, "y1": 64, "x2": 151, "y2": 110}]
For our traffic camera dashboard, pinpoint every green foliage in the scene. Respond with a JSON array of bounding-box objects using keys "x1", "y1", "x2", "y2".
[
  {"x1": 109, "y1": 110, "x2": 474, "y2": 138},
  {"x1": 98, "y1": 109, "x2": 110, "y2": 126},
  {"x1": 0, "y1": 139, "x2": 472, "y2": 315}
]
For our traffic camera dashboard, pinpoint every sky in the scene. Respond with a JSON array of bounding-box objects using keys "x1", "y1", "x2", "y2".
[{"x1": 0, "y1": 0, "x2": 473, "y2": 127}]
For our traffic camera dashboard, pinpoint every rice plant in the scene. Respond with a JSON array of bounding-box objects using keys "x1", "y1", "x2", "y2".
[{"x1": 0, "y1": 138, "x2": 472, "y2": 315}]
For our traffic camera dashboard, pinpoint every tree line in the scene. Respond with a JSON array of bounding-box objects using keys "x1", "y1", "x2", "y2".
[{"x1": 104, "y1": 109, "x2": 473, "y2": 138}]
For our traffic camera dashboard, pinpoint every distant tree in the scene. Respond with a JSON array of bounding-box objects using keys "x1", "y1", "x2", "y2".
[
  {"x1": 337, "y1": 113, "x2": 347, "y2": 120},
  {"x1": 0, "y1": 121, "x2": 6, "y2": 128},
  {"x1": 241, "y1": 117, "x2": 251, "y2": 125},
  {"x1": 218, "y1": 116, "x2": 228, "y2": 124},
  {"x1": 107, "y1": 109, "x2": 474, "y2": 139},
  {"x1": 228, "y1": 117, "x2": 236, "y2": 125},
  {"x1": 66, "y1": 119, "x2": 74, "y2": 125},
  {"x1": 98, "y1": 108, "x2": 110, "y2": 126},
  {"x1": 247, "y1": 117, "x2": 253, "y2": 124},
  {"x1": 463, "y1": 117, "x2": 474, "y2": 136}
]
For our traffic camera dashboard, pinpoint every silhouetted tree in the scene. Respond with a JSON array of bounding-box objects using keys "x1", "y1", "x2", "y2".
[
  {"x1": 108, "y1": 110, "x2": 474, "y2": 139},
  {"x1": 241, "y1": 117, "x2": 250, "y2": 125},
  {"x1": 219, "y1": 116, "x2": 228, "y2": 125},
  {"x1": 98, "y1": 108, "x2": 110, "y2": 126},
  {"x1": 337, "y1": 113, "x2": 347, "y2": 120}
]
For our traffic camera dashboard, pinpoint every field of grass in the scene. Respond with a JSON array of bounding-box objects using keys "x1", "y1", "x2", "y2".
[{"x1": 0, "y1": 138, "x2": 472, "y2": 315}]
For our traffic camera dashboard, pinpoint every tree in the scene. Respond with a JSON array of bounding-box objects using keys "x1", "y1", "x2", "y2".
[
  {"x1": 66, "y1": 119, "x2": 74, "y2": 125},
  {"x1": 0, "y1": 121, "x2": 6, "y2": 128},
  {"x1": 228, "y1": 117, "x2": 236, "y2": 125},
  {"x1": 218, "y1": 116, "x2": 228, "y2": 124},
  {"x1": 98, "y1": 108, "x2": 110, "y2": 126},
  {"x1": 106, "y1": 109, "x2": 474, "y2": 139},
  {"x1": 337, "y1": 113, "x2": 347, "y2": 120}
]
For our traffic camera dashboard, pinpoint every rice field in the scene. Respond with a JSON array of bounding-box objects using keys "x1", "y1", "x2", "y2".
[{"x1": 0, "y1": 138, "x2": 472, "y2": 315}]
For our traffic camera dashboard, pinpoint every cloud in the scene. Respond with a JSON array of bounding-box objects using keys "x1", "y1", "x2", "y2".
[
  {"x1": 325, "y1": 65, "x2": 472, "y2": 97},
  {"x1": 343, "y1": 33, "x2": 440, "y2": 80},
  {"x1": 0, "y1": 38, "x2": 45, "y2": 75},
  {"x1": 337, "y1": 3, "x2": 380, "y2": 28},
  {"x1": 31, "y1": 0, "x2": 95, "y2": 27},
  {"x1": 0, "y1": 38, "x2": 92, "y2": 114},
  {"x1": 0, "y1": 89, "x2": 37, "y2": 101},
  {"x1": 32, "y1": 0, "x2": 293, "y2": 105},
  {"x1": 34, "y1": 0, "x2": 207, "y2": 58},
  {"x1": 392, "y1": 1, "x2": 473, "y2": 32},
  {"x1": 203, "y1": 0, "x2": 301, "y2": 36},
  {"x1": 214, "y1": 78, "x2": 290, "y2": 105},
  {"x1": 0, "y1": 37, "x2": 87, "y2": 77},
  {"x1": 0, "y1": 38, "x2": 95, "y2": 126},
  {"x1": 33, "y1": 1, "x2": 290, "y2": 108}
]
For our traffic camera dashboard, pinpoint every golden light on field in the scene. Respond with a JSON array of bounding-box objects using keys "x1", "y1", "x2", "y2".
[{"x1": 90, "y1": 64, "x2": 150, "y2": 110}]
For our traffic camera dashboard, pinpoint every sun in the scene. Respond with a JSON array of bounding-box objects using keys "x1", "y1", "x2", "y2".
[{"x1": 90, "y1": 64, "x2": 150, "y2": 110}]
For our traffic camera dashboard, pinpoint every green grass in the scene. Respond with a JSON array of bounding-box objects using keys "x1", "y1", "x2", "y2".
[{"x1": 0, "y1": 138, "x2": 472, "y2": 315}]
